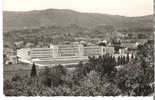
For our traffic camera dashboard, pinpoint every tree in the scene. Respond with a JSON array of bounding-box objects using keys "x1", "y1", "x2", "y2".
[
  {"x1": 115, "y1": 40, "x2": 154, "y2": 96},
  {"x1": 3, "y1": 54, "x2": 7, "y2": 64},
  {"x1": 98, "y1": 42, "x2": 106, "y2": 46},
  {"x1": 41, "y1": 67, "x2": 52, "y2": 87},
  {"x1": 76, "y1": 70, "x2": 120, "y2": 96},
  {"x1": 30, "y1": 63, "x2": 37, "y2": 77},
  {"x1": 56, "y1": 64, "x2": 67, "y2": 75},
  {"x1": 122, "y1": 56, "x2": 126, "y2": 64},
  {"x1": 41, "y1": 65, "x2": 67, "y2": 87},
  {"x1": 126, "y1": 53, "x2": 130, "y2": 63},
  {"x1": 120, "y1": 56, "x2": 123, "y2": 65},
  {"x1": 117, "y1": 56, "x2": 120, "y2": 65},
  {"x1": 137, "y1": 33, "x2": 147, "y2": 39},
  {"x1": 77, "y1": 70, "x2": 103, "y2": 96},
  {"x1": 131, "y1": 53, "x2": 134, "y2": 59}
]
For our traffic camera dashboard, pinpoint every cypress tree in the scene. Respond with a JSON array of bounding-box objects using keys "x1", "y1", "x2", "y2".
[
  {"x1": 117, "y1": 56, "x2": 120, "y2": 65},
  {"x1": 123, "y1": 56, "x2": 126, "y2": 64},
  {"x1": 121, "y1": 56, "x2": 124, "y2": 65},
  {"x1": 31, "y1": 63, "x2": 37, "y2": 77},
  {"x1": 122, "y1": 56, "x2": 124, "y2": 64},
  {"x1": 112, "y1": 56, "x2": 116, "y2": 66},
  {"x1": 120, "y1": 56, "x2": 123, "y2": 65},
  {"x1": 131, "y1": 53, "x2": 134, "y2": 59},
  {"x1": 126, "y1": 53, "x2": 130, "y2": 63}
]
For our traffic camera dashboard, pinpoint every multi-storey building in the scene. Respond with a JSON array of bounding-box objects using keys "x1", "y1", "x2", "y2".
[
  {"x1": 56, "y1": 44, "x2": 79, "y2": 57},
  {"x1": 17, "y1": 48, "x2": 31, "y2": 63},
  {"x1": 17, "y1": 43, "x2": 115, "y2": 67},
  {"x1": 84, "y1": 46, "x2": 102, "y2": 56},
  {"x1": 30, "y1": 48, "x2": 53, "y2": 59}
]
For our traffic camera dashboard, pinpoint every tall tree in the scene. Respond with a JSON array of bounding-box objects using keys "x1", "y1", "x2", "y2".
[
  {"x1": 30, "y1": 63, "x2": 37, "y2": 77},
  {"x1": 131, "y1": 53, "x2": 134, "y2": 59},
  {"x1": 126, "y1": 53, "x2": 130, "y2": 63},
  {"x1": 3, "y1": 54, "x2": 7, "y2": 65}
]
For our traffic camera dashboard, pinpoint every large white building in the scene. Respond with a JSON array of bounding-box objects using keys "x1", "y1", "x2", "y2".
[
  {"x1": 50, "y1": 44, "x2": 81, "y2": 58},
  {"x1": 17, "y1": 48, "x2": 31, "y2": 63},
  {"x1": 17, "y1": 43, "x2": 115, "y2": 67},
  {"x1": 30, "y1": 48, "x2": 53, "y2": 59}
]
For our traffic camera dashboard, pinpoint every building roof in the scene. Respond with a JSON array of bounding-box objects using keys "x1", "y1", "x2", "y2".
[
  {"x1": 121, "y1": 43, "x2": 138, "y2": 48},
  {"x1": 25, "y1": 42, "x2": 34, "y2": 48}
]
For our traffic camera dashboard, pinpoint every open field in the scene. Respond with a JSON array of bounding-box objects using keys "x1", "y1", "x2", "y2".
[
  {"x1": 4, "y1": 63, "x2": 76, "y2": 80},
  {"x1": 4, "y1": 63, "x2": 32, "y2": 71},
  {"x1": 4, "y1": 64, "x2": 33, "y2": 80}
]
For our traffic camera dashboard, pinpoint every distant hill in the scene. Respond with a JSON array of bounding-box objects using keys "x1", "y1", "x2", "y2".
[{"x1": 3, "y1": 9, "x2": 153, "y2": 31}]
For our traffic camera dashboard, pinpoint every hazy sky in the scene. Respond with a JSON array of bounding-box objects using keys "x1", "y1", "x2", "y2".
[{"x1": 3, "y1": 0, "x2": 153, "y2": 16}]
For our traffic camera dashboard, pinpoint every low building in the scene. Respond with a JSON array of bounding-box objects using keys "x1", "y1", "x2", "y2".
[
  {"x1": 136, "y1": 39, "x2": 147, "y2": 45},
  {"x1": 6, "y1": 56, "x2": 18, "y2": 64},
  {"x1": 25, "y1": 42, "x2": 34, "y2": 48},
  {"x1": 4, "y1": 48, "x2": 18, "y2": 64},
  {"x1": 4, "y1": 48, "x2": 16, "y2": 57},
  {"x1": 121, "y1": 43, "x2": 138, "y2": 49}
]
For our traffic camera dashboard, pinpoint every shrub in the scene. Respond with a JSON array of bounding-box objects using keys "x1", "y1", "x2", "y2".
[
  {"x1": 41, "y1": 65, "x2": 66, "y2": 87},
  {"x1": 11, "y1": 74, "x2": 21, "y2": 81},
  {"x1": 4, "y1": 80, "x2": 13, "y2": 90}
]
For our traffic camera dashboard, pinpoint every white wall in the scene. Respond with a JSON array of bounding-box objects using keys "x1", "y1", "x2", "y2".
[{"x1": 17, "y1": 48, "x2": 31, "y2": 61}]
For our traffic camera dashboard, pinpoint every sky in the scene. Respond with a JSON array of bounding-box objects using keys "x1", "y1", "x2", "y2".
[{"x1": 3, "y1": 0, "x2": 153, "y2": 17}]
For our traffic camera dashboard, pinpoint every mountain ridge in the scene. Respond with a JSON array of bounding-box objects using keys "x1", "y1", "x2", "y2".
[
  {"x1": 3, "y1": 8, "x2": 153, "y2": 17},
  {"x1": 3, "y1": 8, "x2": 153, "y2": 31}
]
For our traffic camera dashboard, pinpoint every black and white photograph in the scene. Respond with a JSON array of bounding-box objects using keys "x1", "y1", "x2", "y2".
[{"x1": 3, "y1": 0, "x2": 154, "y2": 97}]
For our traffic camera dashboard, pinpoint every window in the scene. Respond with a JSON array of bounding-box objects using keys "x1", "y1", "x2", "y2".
[{"x1": 28, "y1": 51, "x2": 30, "y2": 56}]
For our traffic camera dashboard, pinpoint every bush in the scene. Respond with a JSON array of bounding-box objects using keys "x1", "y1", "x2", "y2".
[
  {"x1": 11, "y1": 74, "x2": 21, "y2": 81},
  {"x1": 41, "y1": 65, "x2": 67, "y2": 87},
  {"x1": 4, "y1": 89, "x2": 17, "y2": 96},
  {"x1": 4, "y1": 80, "x2": 13, "y2": 90}
]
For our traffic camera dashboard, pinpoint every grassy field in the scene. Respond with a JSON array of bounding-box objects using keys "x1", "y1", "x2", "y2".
[
  {"x1": 3, "y1": 63, "x2": 76, "y2": 80},
  {"x1": 4, "y1": 63, "x2": 32, "y2": 71},
  {"x1": 4, "y1": 63, "x2": 34, "y2": 80}
]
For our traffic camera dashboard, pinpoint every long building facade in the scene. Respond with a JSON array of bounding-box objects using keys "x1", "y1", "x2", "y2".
[{"x1": 17, "y1": 43, "x2": 115, "y2": 67}]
